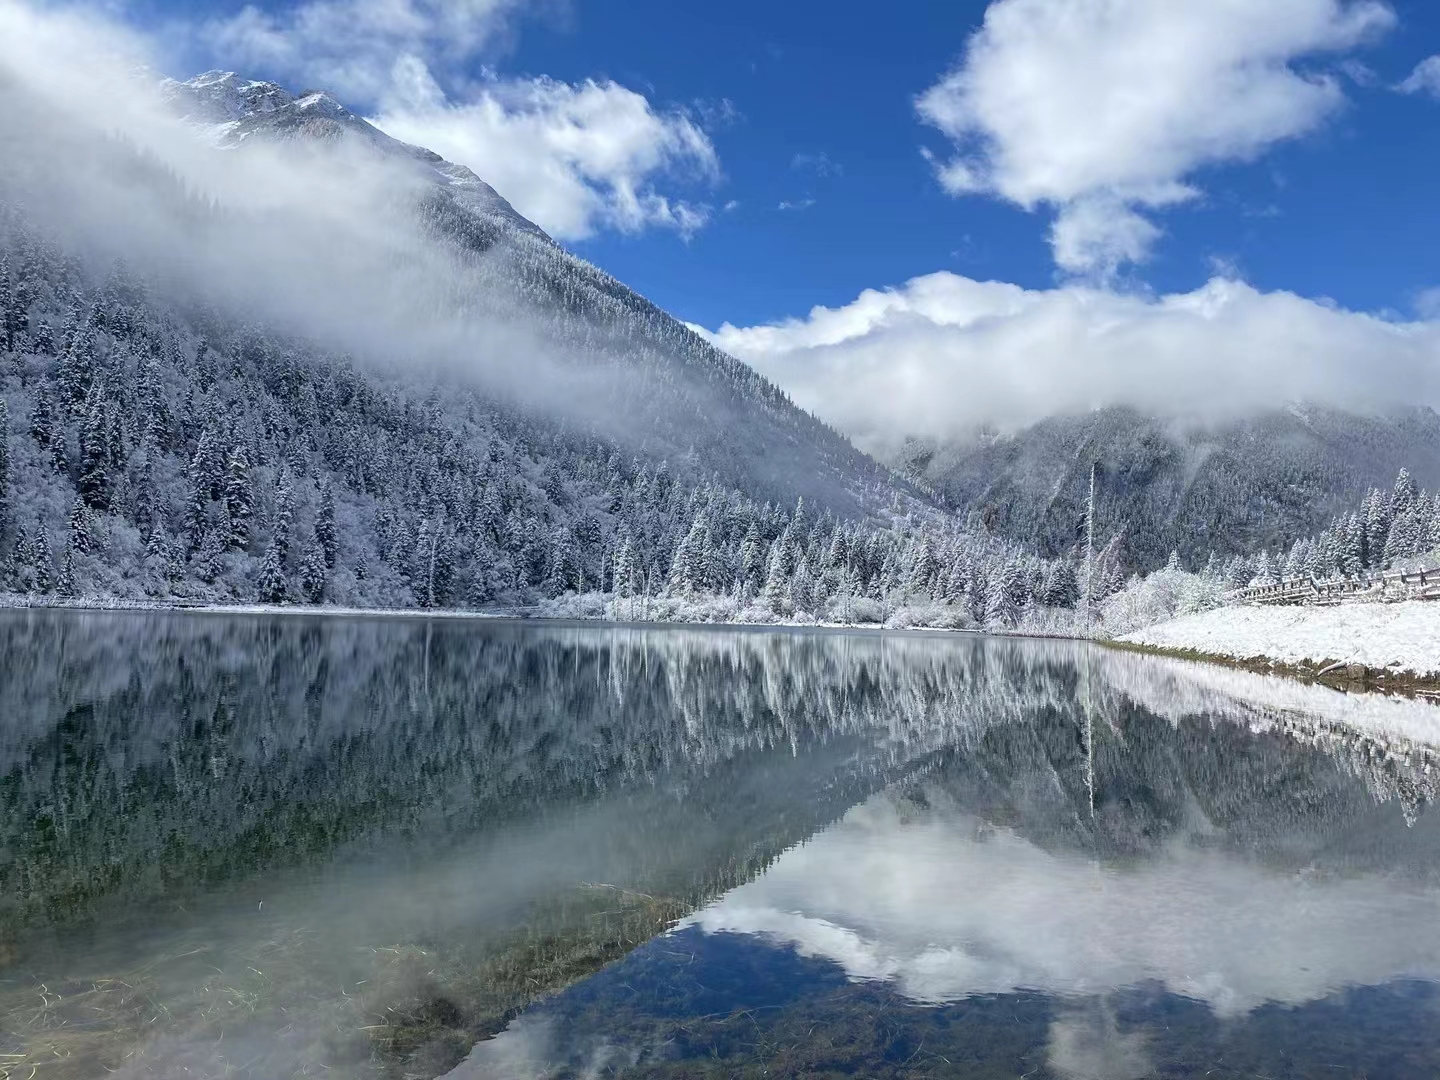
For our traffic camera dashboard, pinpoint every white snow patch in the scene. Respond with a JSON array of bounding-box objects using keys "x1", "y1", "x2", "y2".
[{"x1": 1122, "y1": 601, "x2": 1440, "y2": 678}]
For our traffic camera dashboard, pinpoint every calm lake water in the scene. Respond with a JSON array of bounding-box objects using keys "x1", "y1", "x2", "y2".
[{"x1": 3, "y1": 612, "x2": 1440, "y2": 1079}]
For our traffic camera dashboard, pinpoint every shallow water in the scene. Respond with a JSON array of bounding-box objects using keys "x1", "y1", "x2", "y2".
[{"x1": 2, "y1": 611, "x2": 1439, "y2": 1078}]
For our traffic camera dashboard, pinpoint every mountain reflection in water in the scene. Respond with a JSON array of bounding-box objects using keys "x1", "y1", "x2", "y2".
[{"x1": 1, "y1": 610, "x2": 1439, "y2": 1078}]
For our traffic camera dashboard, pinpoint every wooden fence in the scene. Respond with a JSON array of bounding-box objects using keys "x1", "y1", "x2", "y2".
[{"x1": 1229, "y1": 566, "x2": 1440, "y2": 607}]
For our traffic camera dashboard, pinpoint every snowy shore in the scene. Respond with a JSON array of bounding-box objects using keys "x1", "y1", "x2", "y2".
[{"x1": 1120, "y1": 601, "x2": 1440, "y2": 682}]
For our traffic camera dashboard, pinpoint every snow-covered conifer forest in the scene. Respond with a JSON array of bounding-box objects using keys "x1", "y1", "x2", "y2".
[{"x1": 0, "y1": 204, "x2": 1090, "y2": 627}]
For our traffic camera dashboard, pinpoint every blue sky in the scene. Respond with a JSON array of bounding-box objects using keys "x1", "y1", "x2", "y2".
[
  {"x1": 138, "y1": 0, "x2": 1440, "y2": 329},
  {"x1": 60, "y1": 0, "x2": 1440, "y2": 439}
]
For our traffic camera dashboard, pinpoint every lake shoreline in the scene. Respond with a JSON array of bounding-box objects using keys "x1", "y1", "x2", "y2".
[
  {"x1": 1117, "y1": 600, "x2": 1440, "y2": 697},
  {"x1": 1104, "y1": 635, "x2": 1440, "y2": 698},
  {"x1": 8, "y1": 594, "x2": 1438, "y2": 696}
]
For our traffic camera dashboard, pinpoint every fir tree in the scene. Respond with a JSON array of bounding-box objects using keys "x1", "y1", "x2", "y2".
[
  {"x1": 67, "y1": 497, "x2": 97, "y2": 555},
  {"x1": 258, "y1": 541, "x2": 289, "y2": 604},
  {"x1": 32, "y1": 528, "x2": 52, "y2": 593},
  {"x1": 0, "y1": 255, "x2": 21, "y2": 353},
  {"x1": 300, "y1": 534, "x2": 328, "y2": 604},
  {"x1": 763, "y1": 543, "x2": 790, "y2": 614},
  {"x1": 0, "y1": 399, "x2": 9, "y2": 534},
  {"x1": 223, "y1": 448, "x2": 254, "y2": 551},
  {"x1": 78, "y1": 384, "x2": 110, "y2": 509},
  {"x1": 186, "y1": 429, "x2": 223, "y2": 552},
  {"x1": 315, "y1": 479, "x2": 337, "y2": 568},
  {"x1": 57, "y1": 540, "x2": 77, "y2": 597}
]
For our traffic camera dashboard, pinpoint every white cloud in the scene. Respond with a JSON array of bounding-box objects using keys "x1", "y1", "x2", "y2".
[
  {"x1": 198, "y1": 0, "x2": 720, "y2": 241},
  {"x1": 916, "y1": 0, "x2": 1394, "y2": 275},
  {"x1": 777, "y1": 198, "x2": 815, "y2": 211},
  {"x1": 688, "y1": 796, "x2": 1440, "y2": 1017},
  {"x1": 792, "y1": 151, "x2": 842, "y2": 177},
  {"x1": 372, "y1": 60, "x2": 718, "y2": 240},
  {"x1": 1397, "y1": 55, "x2": 1440, "y2": 97},
  {"x1": 201, "y1": 0, "x2": 528, "y2": 103},
  {"x1": 699, "y1": 271, "x2": 1440, "y2": 448}
]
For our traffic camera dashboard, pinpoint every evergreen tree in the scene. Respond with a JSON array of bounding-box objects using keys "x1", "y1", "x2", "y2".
[
  {"x1": 28, "y1": 389, "x2": 65, "y2": 474},
  {"x1": 315, "y1": 479, "x2": 337, "y2": 568},
  {"x1": 763, "y1": 542, "x2": 789, "y2": 614},
  {"x1": 186, "y1": 429, "x2": 223, "y2": 552},
  {"x1": 0, "y1": 255, "x2": 22, "y2": 353},
  {"x1": 1043, "y1": 558, "x2": 1080, "y2": 608},
  {"x1": 739, "y1": 521, "x2": 766, "y2": 591},
  {"x1": 258, "y1": 540, "x2": 289, "y2": 604},
  {"x1": 223, "y1": 448, "x2": 254, "y2": 551},
  {"x1": 32, "y1": 527, "x2": 52, "y2": 593},
  {"x1": 58, "y1": 539, "x2": 77, "y2": 597},
  {"x1": 58, "y1": 326, "x2": 96, "y2": 412},
  {"x1": 0, "y1": 399, "x2": 9, "y2": 534},
  {"x1": 1392, "y1": 468, "x2": 1419, "y2": 520},
  {"x1": 78, "y1": 384, "x2": 110, "y2": 509},
  {"x1": 67, "y1": 497, "x2": 97, "y2": 555},
  {"x1": 300, "y1": 533, "x2": 328, "y2": 604}
]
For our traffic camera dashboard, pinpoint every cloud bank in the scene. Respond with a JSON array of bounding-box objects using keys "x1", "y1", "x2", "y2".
[
  {"x1": 373, "y1": 60, "x2": 718, "y2": 240},
  {"x1": 197, "y1": 0, "x2": 720, "y2": 241},
  {"x1": 688, "y1": 797, "x2": 1440, "y2": 1017},
  {"x1": 916, "y1": 0, "x2": 1394, "y2": 275},
  {"x1": 699, "y1": 271, "x2": 1440, "y2": 448}
]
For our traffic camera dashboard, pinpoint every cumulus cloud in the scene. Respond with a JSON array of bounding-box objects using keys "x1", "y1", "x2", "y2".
[
  {"x1": 372, "y1": 59, "x2": 718, "y2": 240},
  {"x1": 199, "y1": 0, "x2": 530, "y2": 103},
  {"x1": 698, "y1": 271, "x2": 1440, "y2": 448},
  {"x1": 197, "y1": 0, "x2": 720, "y2": 241},
  {"x1": 1397, "y1": 55, "x2": 1440, "y2": 97},
  {"x1": 916, "y1": 0, "x2": 1394, "y2": 275}
]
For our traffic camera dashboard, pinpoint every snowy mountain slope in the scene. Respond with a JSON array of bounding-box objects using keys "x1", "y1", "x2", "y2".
[
  {"x1": 894, "y1": 404, "x2": 1440, "y2": 571},
  {"x1": 161, "y1": 71, "x2": 549, "y2": 240},
  {"x1": 149, "y1": 72, "x2": 900, "y2": 517}
]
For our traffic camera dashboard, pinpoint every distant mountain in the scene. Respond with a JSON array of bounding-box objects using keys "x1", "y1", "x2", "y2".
[
  {"x1": 5, "y1": 70, "x2": 1037, "y2": 613},
  {"x1": 891, "y1": 404, "x2": 1440, "y2": 572},
  {"x1": 150, "y1": 71, "x2": 900, "y2": 518}
]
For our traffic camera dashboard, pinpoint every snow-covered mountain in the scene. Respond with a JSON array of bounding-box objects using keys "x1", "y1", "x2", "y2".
[
  {"x1": 2, "y1": 69, "x2": 1009, "y2": 611},
  {"x1": 161, "y1": 71, "x2": 549, "y2": 239},
  {"x1": 893, "y1": 403, "x2": 1440, "y2": 572}
]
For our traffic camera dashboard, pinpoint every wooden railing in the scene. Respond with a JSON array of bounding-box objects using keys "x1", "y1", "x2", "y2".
[{"x1": 1229, "y1": 566, "x2": 1440, "y2": 607}]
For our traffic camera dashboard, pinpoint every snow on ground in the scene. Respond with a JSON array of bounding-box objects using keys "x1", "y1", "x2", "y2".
[{"x1": 1123, "y1": 601, "x2": 1440, "y2": 678}]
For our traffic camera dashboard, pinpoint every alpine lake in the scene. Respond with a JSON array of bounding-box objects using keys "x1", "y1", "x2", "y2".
[{"x1": 3, "y1": 610, "x2": 1440, "y2": 1079}]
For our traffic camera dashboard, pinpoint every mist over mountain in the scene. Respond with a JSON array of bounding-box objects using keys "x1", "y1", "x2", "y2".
[{"x1": 892, "y1": 403, "x2": 1440, "y2": 572}]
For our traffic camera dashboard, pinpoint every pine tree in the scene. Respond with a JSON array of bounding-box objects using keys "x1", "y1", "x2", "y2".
[
  {"x1": 67, "y1": 497, "x2": 97, "y2": 555},
  {"x1": 1392, "y1": 468, "x2": 1419, "y2": 520},
  {"x1": 739, "y1": 521, "x2": 766, "y2": 591},
  {"x1": 612, "y1": 535, "x2": 638, "y2": 598},
  {"x1": 984, "y1": 564, "x2": 1019, "y2": 628},
  {"x1": 58, "y1": 540, "x2": 77, "y2": 597},
  {"x1": 315, "y1": 480, "x2": 337, "y2": 568},
  {"x1": 0, "y1": 255, "x2": 21, "y2": 353},
  {"x1": 186, "y1": 429, "x2": 223, "y2": 552},
  {"x1": 78, "y1": 384, "x2": 109, "y2": 509},
  {"x1": 223, "y1": 448, "x2": 254, "y2": 551},
  {"x1": 763, "y1": 542, "x2": 790, "y2": 614},
  {"x1": 0, "y1": 399, "x2": 9, "y2": 534},
  {"x1": 58, "y1": 327, "x2": 96, "y2": 412},
  {"x1": 28, "y1": 389, "x2": 64, "y2": 474},
  {"x1": 1043, "y1": 558, "x2": 1079, "y2": 608},
  {"x1": 300, "y1": 533, "x2": 328, "y2": 604},
  {"x1": 32, "y1": 528, "x2": 52, "y2": 593},
  {"x1": 272, "y1": 476, "x2": 295, "y2": 561},
  {"x1": 258, "y1": 540, "x2": 289, "y2": 604}
]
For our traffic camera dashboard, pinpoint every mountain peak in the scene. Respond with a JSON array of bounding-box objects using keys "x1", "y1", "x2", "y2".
[
  {"x1": 160, "y1": 70, "x2": 294, "y2": 125},
  {"x1": 158, "y1": 70, "x2": 551, "y2": 241}
]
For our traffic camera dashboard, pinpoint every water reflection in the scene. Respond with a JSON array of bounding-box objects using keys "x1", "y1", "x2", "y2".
[{"x1": 1, "y1": 611, "x2": 1439, "y2": 1078}]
